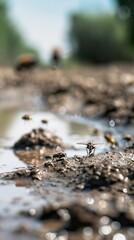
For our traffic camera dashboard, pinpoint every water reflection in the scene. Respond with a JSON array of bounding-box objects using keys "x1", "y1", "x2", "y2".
[
  {"x1": 0, "y1": 109, "x2": 133, "y2": 170},
  {"x1": 68, "y1": 121, "x2": 94, "y2": 135},
  {"x1": 0, "y1": 109, "x2": 18, "y2": 139},
  {"x1": 0, "y1": 184, "x2": 27, "y2": 216},
  {"x1": 0, "y1": 109, "x2": 107, "y2": 159},
  {"x1": 0, "y1": 149, "x2": 26, "y2": 173},
  {"x1": 0, "y1": 110, "x2": 95, "y2": 171}
]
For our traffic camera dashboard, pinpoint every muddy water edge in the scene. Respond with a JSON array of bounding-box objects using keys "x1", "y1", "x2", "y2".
[{"x1": 0, "y1": 67, "x2": 134, "y2": 240}]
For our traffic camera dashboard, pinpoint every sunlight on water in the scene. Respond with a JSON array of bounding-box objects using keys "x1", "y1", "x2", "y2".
[
  {"x1": 0, "y1": 110, "x2": 107, "y2": 161},
  {"x1": 0, "y1": 109, "x2": 133, "y2": 169},
  {"x1": 0, "y1": 149, "x2": 26, "y2": 173},
  {"x1": 0, "y1": 183, "x2": 46, "y2": 219}
]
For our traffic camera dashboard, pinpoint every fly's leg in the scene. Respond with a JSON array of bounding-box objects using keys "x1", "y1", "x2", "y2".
[
  {"x1": 92, "y1": 147, "x2": 95, "y2": 155},
  {"x1": 86, "y1": 147, "x2": 89, "y2": 157}
]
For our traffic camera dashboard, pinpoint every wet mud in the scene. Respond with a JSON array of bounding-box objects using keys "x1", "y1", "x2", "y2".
[{"x1": 0, "y1": 65, "x2": 134, "y2": 240}]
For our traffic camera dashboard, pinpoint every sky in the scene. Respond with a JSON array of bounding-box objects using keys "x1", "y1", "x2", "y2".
[{"x1": 7, "y1": 0, "x2": 116, "y2": 61}]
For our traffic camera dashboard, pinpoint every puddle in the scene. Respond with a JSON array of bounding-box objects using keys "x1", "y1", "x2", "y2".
[
  {"x1": 0, "y1": 109, "x2": 134, "y2": 170},
  {"x1": 0, "y1": 149, "x2": 26, "y2": 173},
  {"x1": 0, "y1": 183, "x2": 28, "y2": 216},
  {"x1": 0, "y1": 182, "x2": 46, "y2": 240},
  {"x1": 0, "y1": 109, "x2": 106, "y2": 163},
  {"x1": 0, "y1": 182, "x2": 47, "y2": 216},
  {"x1": 0, "y1": 108, "x2": 134, "y2": 234},
  {"x1": 0, "y1": 109, "x2": 107, "y2": 221}
]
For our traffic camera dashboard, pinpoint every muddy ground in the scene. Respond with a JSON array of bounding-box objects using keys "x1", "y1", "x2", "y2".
[{"x1": 0, "y1": 65, "x2": 134, "y2": 240}]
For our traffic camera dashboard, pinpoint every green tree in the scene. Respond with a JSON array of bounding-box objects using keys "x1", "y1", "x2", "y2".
[
  {"x1": 116, "y1": 0, "x2": 134, "y2": 45},
  {"x1": 69, "y1": 14, "x2": 126, "y2": 63},
  {"x1": 0, "y1": 0, "x2": 39, "y2": 65}
]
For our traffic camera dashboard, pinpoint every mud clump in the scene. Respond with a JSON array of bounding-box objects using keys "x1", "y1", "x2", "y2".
[
  {"x1": 13, "y1": 128, "x2": 64, "y2": 150},
  {"x1": 3, "y1": 166, "x2": 47, "y2": 181},
  {"x1": 4, "y1": 150, "x2": 134, "y2": 195}
]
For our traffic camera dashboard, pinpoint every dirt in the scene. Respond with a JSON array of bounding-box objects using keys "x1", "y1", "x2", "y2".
[
  {"x1": 13, "y1": 128, "x2": 64, "y2": 150},
  {"x1": 1, "y1": 65, "x2": 134, "y2": 123},
  {"x1": 0, "y1": 65, "x2": 134, "y2": 240}
]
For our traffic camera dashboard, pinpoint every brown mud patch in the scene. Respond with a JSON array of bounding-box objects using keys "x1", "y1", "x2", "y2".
[
  {"x1": 2, "y1": 149, "x2": 134, "y2": 240},
  {"x1": 0, "y1": 65, "x2": 134, "y2": 124},
  {"x1": 0, "y1": 65, "x2": 134, "y2": 239}
]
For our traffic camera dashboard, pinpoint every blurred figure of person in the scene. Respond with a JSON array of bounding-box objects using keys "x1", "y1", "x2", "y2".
[
  {"x1": 15, "y1": 53, "x2": 38, "y2": 72},
  {"x1": 51, "y1": 48, "x2": 62, "y2": 68}
]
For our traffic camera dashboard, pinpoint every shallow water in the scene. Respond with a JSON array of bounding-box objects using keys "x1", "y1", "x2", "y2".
[
  {"x1": 0, "y1": 109, "x2": 134, "y2": 237},
  {"x1": 0, "y1": 109, "x2": 103, "y2": 222},
  {"x1": 0, "y1": 109, "x2": 134, "y2": 170},
  {"x1": 0, "y1": 110, "x2": 105, "y2": 164}
]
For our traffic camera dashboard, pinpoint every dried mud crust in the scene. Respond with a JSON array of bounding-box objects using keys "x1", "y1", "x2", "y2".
[{"x1": 2, "y1": 150, "x2": 134, "y2": 240}]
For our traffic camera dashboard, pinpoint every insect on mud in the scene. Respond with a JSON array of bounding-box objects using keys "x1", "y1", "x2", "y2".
[
  {"x1": 104, "y1": 133, "x2": 118, "y2": 146},
  {"x1": 22, "y1": 114, "x2": 32, "y2": 121},
  {"x1": 15, "y1": 54, "x2": 37, "y2": 72},
  {"x1": 77, "y1": 141, "x2": 101, "y2": 157},
  {"x1": 41, "y1": 119, "x2": 48, "y2": 124}
]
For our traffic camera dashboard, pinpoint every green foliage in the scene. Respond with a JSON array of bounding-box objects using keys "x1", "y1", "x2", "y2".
[
  {"x1": 116, "y1": 0, "x2": 134, "y2": 46},
  {"x1": 117, "y1": 0, "x2": 134, "y2": 10},
  {"x1": 69, "y1": 14, "x2": 128, "y2": 63},
  {"x1": 0, "y1": 0, "x2": 39, "y2": 65}
]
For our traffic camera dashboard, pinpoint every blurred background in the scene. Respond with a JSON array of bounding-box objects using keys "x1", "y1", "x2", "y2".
[{"x1": 0, "y1": 0, "x2": 134, "y2": 65}]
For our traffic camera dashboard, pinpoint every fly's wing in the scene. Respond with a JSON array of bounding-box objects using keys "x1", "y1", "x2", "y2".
[
  {"x1": 77, "y1": 142, "x2": 105, "y2": 152},
  {"x1": 92, "y1": 142, "x2": 103, "y2": 145},
  {"x1": 77, "y1": 142, "x2": 87, "y2": 145},
  {"x1": 77, "y1": 142, "x2": 103, "y2": 145}
]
